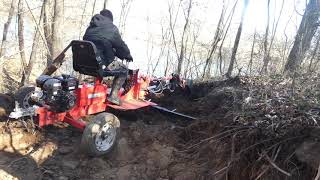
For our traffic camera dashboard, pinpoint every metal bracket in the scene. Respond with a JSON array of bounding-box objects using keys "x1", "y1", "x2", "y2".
[{"x1": 9, "y1": 101, "x2": 37, "y2": 119}]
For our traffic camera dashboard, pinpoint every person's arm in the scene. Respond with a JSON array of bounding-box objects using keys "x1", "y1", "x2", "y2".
[{"x1": 111, "y1": 26, "x2": 132, "y2": 60}]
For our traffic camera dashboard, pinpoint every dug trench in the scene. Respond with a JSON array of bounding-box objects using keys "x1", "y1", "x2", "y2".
[{"x1": 0, "y1": 76, "x2": 319, "y2": 180}]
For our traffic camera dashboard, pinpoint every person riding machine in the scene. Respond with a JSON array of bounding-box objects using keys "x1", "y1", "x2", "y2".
[
  {"x1": 9, "y1": 9, "x2": 196, "y2": 156},
  {"x1": 83, "y1": 9, "x2": 133, "y2": 105}
]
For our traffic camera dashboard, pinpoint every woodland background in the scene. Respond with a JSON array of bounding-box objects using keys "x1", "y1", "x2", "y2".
[{"x1": 0, "y1": 0, "x2": 319, "y2": 92}]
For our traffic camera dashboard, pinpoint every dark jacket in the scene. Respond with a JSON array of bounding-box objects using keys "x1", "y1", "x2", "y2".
[{"x1": 83, "y1": 14, "x2": 131, "y2": 65}]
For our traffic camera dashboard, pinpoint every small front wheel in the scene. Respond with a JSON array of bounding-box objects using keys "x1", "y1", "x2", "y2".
[
  {"x1": 14, "y1": 86, "x2": 36, "y2": 108},
  {"x1": 81, "y1": 113, "x2": 120, "y2": 156}
]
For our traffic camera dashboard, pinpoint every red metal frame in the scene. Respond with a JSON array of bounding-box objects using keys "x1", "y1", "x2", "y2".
[{"x1": 37, "y1": 71, "x2": 155, "y2": 131}]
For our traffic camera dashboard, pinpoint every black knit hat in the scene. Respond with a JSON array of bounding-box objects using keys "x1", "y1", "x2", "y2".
[{"x1": 100, "y1": 9, "x2": 113, "y2": 21}]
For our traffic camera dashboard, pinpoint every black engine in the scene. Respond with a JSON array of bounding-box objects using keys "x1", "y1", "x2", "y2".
[{"x1": 35, "y1": 74, "x2": 79, "y2": 112}]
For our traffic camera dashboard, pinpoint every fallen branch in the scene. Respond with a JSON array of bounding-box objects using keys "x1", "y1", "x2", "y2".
[
  {"x1": 265, "y1": 154, "x2": 291, "y2": 177},
  {"x1": 255, "y1": 146, "x2": 282, "y2": 179},
  {"x1": 254, "y1": 166, "x2": 270, "y2": 180},
  {"x1": 213, "y1": 166, "x2": 228, "y2": 176},
  {"x1": 179, "y1": 127, "x2": 249, "y2": 152}
]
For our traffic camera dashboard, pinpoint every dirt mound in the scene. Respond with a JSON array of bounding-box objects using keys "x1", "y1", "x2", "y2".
[
  {"x1": 176, "y1": 75, "x2": 320, "y2": 180},
  {"x1": 1, "y1": 75, "x2": 320, "y2": 180},
  {"x1": 0, "y1": 111, "x2": 183, "y2": 180}
]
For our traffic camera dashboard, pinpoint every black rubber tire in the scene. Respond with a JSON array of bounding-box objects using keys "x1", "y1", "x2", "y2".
[
  {"x1": 14, "y1": 86, "x2": 36, "y2": 108},
  {"x1": 81, "y1": 112, "x2": 120, "y2": 156}
]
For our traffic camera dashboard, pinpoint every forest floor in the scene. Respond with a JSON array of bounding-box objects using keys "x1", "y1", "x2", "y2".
[{"x1": 0, "y1": 75, "x2": 319, "y2": 180}]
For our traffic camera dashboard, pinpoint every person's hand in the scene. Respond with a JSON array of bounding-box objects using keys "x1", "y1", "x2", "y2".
[{"x1": 126, "y1": 54, "x2": 133, "y2": 62}]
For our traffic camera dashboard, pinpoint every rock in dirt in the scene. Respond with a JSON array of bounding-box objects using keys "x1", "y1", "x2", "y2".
[
  {"x1": 132, "y1": 130, "x2": 141, "y2": 142},
  {"x1": 199, "y1": 87, "x2": 245, "y2": 112},
  {"x1": 86, "y1": 157, "x2": 111, "y2": 169},
  {"x1": 30, "y1": 142, "x2": 58, "y2": 164},
  {"x1": 0, "y1": 128, "x2": 41, "y2": 153},
  {"x1": 116, "y1": 138, "x2": 134, "y2": 162},
  {"x1": 147, "y1": 142, "x2": 174, "y2": 169},
  {"x1": 58, "y1": 146, "x2": 74, "y2": 155},
  {"x1": 116, "y1": 165, "x2": 132, "y2": 180},
  {"x1": 62, "y1": 160, "x2": 79, "y2": 170}
]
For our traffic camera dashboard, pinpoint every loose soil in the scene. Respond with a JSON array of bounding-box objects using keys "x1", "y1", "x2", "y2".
[{"x1": 0, "y1": 76, "x2": 319, "y2": 180}]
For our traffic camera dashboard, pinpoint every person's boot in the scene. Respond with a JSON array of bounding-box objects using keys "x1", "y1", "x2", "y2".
[{"x1": 107, "y1": 76, "x2": 126, "y2": 105}]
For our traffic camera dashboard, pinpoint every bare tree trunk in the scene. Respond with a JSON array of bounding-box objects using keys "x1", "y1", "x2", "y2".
[
  {"x1": 168, "y1": 0, "x2": 182, "y2": 60},
  {"x1": 261, "y1": 0, "x2": 284, "y2": 74},
  {"x1": 92, "y1": 0, "x2": 97, "y2": 16},
  {"x1": 43, "y1": 0, "x2": 53, "y2": 64},
  {"x1": 268, "y1": 0, "x2": 284, "y2": 56},
  {"x1": 184, "y1": 29, "x2": 198, "y2": 78},
  {"x1": 164, "y1": 49, "x2": 171, "y2": 76},
  {"x1": 260, "y1": 0, "x2": 271, "y2": 74},
  {"x1": 23, "y1": 2, "x2": 46, "y2": 84},
  {"x1": 119, "y1": 0, "x2": 133, "y2": 36},
  {"x1": 0, "y1": 0, "x2": 18, "y2": 57},
  {"x1": 152, "y1": 24, "x2": 172, "y2": 75},
  {"x1": 103, "y1": 0, "x2": 108, "y2": 9},
  {"x1": 284, "y1": 0, "x2": 320, "y2": 73},
  {"x1": 18, "y1": 0, "x2": 27, "y2": 86},
  {"x1": 79, "y1": 0, "x2": 89, "y2": 39},
  {"x1": 281, "y1": 12, "x2": 293, "y2": 68},
  {"x1": 218, "y1": 0, "x2": 238, "y2": 75},
  {"x1": 308, "y1": 35, "x2": 320, "y2": 72},
  {"x1": 226, "y1": 0, "x2": 249, "y2": 78},
  {"x1": 176, "y1": 0, "x2": 192, "y2": 75},
  {"x1": 51, "y1": 0, "x2": 64, "y2": 62},
  {"x1": 247, "y1": 30, "x2": 257, "y2": 75},
  {"x1": 202, "y1": 2, "x2": 225, "y2": 79}
]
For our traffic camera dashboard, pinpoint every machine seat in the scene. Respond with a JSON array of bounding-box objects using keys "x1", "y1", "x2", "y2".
[{"x1": 71, "y1": 40, "x2": 127, "y2": 77}]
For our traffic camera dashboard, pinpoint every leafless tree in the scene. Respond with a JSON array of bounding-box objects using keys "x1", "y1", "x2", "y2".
[
  {"x1": 280, "y1": 11, "x2": 294, "y2": 68},
  {"x1": 169, "y1": 0, "x2": 193, "y2": 76},
  {"x1": 218, "y1": 0, "x2": 238, "y2": 75},
  {"x1": 22, "y1": 0, "x2": 46, "y2": 85},
  {"x1": 152, "y1": 21, "x2": 173, "y2": 75},
  {"x1": 103, "y1": 0, "x2": 108, "y2": 9},
  {"x1": 247, "y1": 30, "x2": 257, "y2": 75},
  {"x1": 261, "y1": 0, "x2": 284, "y2": 74},
  {"x1": 0, "y1": 0, "x2": 18, "y2": 58},
  {"x1": 226, "y1": 0, "x2": 249, "y2": 78},
  {"x1": 164, "y1": 48, "x2": 171, "y2": 76},
  {"x1": 43, "y1": 0, "x2": 53, "y2": 64},
  {"x1": 308, "y1": 35, "x2": 320, "y2": 72},
  {"x1": 79, "y1": 0, "x2": 89, "y2": 39},
  {"x1": 168, "y1": 0, "x2": 182, "y2": 59},
  {"x1": 260, "y1": 0, "x2": 271, "y2": 74},
  {"x1": 119, "y1": 0, "x2": 134, "y2": 36},
  {"x1": 184, "y1": 26, "x2": 199, "y2": 78},
  {"x1": 284, "y1": 0, "x2": 320, "y2": 73},
  {"x1": 268, "y1": 0, "x2": 284, "y2": 58},
  {"x1": 146, "y1": 17, "x2": 155, "y2": 74},
  {"x1": 202, "y1": 1, "x2": 225, "y2": 79},
  {"x1": 51, "y1": 0, "x2": 64, "y2": 61},
  {"x1": 17, "y1": 0, "x2": 27, "y2": 86}
]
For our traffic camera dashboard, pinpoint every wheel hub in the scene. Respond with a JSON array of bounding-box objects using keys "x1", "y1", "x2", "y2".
[
  {"x1": 22, "y1": 92, "x2": 33, "y2": 108},
  {"x1": 95, "y1": 123, "x2": 116, "y2": 152}
]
